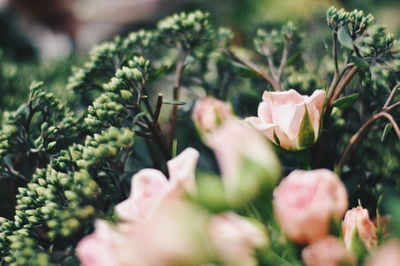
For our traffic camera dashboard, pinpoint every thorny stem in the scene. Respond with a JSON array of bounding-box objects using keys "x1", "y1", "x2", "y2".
[
  {"x1": 168, "y1": 49, "x2": 190, "y2": 151},
  {"x1": 337, "y1": 84, "x2": 400, "y2": 173},
  {"x1": 227, "y1": 50, "x2": 281, "y2": 91}
]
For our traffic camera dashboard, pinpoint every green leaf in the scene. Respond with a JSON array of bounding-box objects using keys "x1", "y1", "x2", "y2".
[
  {"x1": 350, "y1": 56, "x2": 369, "y2": 69},
  {"x1": 337, "y1": 26, "x2": 353, "y2": 50},
  {"x1": 297, "y1": 106, "x2": 315, "y2": 149},
  {"x1": 163, "y1": 100, "x2": 186, "y2": 105},
  {"x1": 332, "y1": 93, "x2": 359, "y2": 110},
  {"x1": 329, "y1": 217, "x2": 342, "y2": 238},
  {"x1": 350, "y1": 227, "x2": 369, "y2": 259},
  {"x1": 381, "y1": 123, "x2": 393, "y2": 142}
]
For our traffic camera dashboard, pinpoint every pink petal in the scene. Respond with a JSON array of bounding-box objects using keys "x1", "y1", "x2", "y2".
[
  {"x1": 245, "y1": 117, "x2": 276, "y2": 143},
  {"x1": 304, "y1": 90, "x2": 326, "y2": 137},
  {"x1": 115, "y1": 169, "x2": 168, "y2": 222},
  {"x1": 167, "y1": 147, "x2": 199, "y2": 194},
  {"x1": 257, "y1": 102, "x2": 273, "y2": 124},
  {"x1": 262, "y1": 89, "x2": 304, "y2": 105}
]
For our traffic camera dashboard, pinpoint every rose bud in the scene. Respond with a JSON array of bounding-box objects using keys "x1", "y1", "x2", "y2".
[
  {"x1": 302, "y1": 236, "x2": 356, "y2": 266},
  {"x1": 273, "y1": 169, "x2": 348, "y2": 244},
  {"x1": 207, "y1": 120, "x2": 281, "y2": 206},
  {"x1": 192, "y1": 96, "x2": 234, "y2": 137},
  {"x1": 208, "y1": 212, "x2": 268, "y2": 266},
  {"x1": 342, "y1": 207, "x2": 378, "y2": 254},
  {"x1": 78, "y1": 201, "x2": 213, "y2": 266},
  {"x1": 246, "y1": 89, "x2": 325, "y2": 150},
  {"x1": 365, "y1": 239, "x2": 400, "y2": 266}
]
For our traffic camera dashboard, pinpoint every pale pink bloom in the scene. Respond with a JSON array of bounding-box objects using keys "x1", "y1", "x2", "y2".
[
  {"x1": 77, "y1": 201, "x2": 211, "y2": 266},
  {"x1": 208, "y1": 212, "x2": 268, "y2": 266},
  {"x1": 192, "y1": 96, "x2": 234, "y2": 136},
  {"x1": 273, "y1": 169, "x2": 348, "y2": 244},
  {"x1": 246, "y1": 89, "x2": 325, "y2": 150},
  {"x1": 76, "y1": 220, "x2": 145, "y2": 266},
  {"x1": 115, "y1": 147, "x2": 199, "y2": 222},
  {"x1": 302, "y1": 236, "x2": 356, "y2": 266},
  {"x1": 343, "y1": 207, "x2": 378, "y2": 251},
  {"x1": 206, "y1": 120, "x2": 280, "y2": 205},
  {"x1": 365, "y1": 239, "x2": 400, "y2": 266}
]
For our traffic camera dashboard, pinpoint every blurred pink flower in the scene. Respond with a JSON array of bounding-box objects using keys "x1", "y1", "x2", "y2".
[
  {"x1": 343, "y1": 207, "x2": 378, "y2": 251},
  {"x1": 208, "y1": 212, "x2": 268, "y2": 266},
  {"x1": 246, "y1": 89, "x2": 325, "y2": 150},
  {"x1": 192, "y1": 96, "x2": 234, "y2": 137},
  {"x1": 77, "y1": 201, "x2": 212, "y2": 266},
  {"x1": 302, "y1": 236, "x2": 356, "y2": 266},
  {"x1": 365, "y1": 239, "x2": 400, "y2": 266},
  {"x1": 206, "y1": 120, "x2": 280, "y2": 205},
  {"x1": 115, "y1": 147, "x2": 199, "y2": 222},
  {"x1": 273, "y1": 169, "x2": 348, "y2": 244}
]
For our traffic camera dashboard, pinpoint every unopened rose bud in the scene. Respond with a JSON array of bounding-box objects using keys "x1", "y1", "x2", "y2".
[
  {"x1": 192, "y1": 97, "x2": 234, "y2": 138},
  {"x1": 342, "y1": 207, "x2": 378, "y2": 254},
  {"x1": 207, "y1": 120, "x2": 281, "y2": 206}
]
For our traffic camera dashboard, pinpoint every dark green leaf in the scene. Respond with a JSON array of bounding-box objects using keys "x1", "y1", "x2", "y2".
[
  {"x1": 350, "y1": 56, "x2": 369, "y2": 69},
  {"x1": 337, "y1": 26, "x2": 353, "y2": 50},
  {"x1": 381, "y1": 123, "x2": 393, "y2": 142},
  {"x1": 332, "y1": 93, "x2": 359, "y2": 109},
  {"x1": 163, "y1": 100, "x2": 186, "y2": 105}
]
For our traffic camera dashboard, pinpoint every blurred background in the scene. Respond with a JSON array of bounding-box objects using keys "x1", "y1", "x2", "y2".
[{"x1": 0, "y1": 0, "x2": 399, "y2": 61}]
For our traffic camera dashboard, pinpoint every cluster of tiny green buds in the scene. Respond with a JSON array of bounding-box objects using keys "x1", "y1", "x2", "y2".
[
  {"x1": 158, "y1": 10, "x2": 212, "y2": 49},
  {"x1": 254, "y1": 22, "x2": 300, "y2": 59},
  {"x1": 327, "y1": 6, "x2": 374, "y2": 35},
  {"x1": 4, "y1": 230, "x2": 49, "y2": 266},
  {"x1": 67, "y1": 41, "x2": 119, "y2": 93},
  {"x1": 122, "y1": 30, "x2": 159, "y2": 58},
  {"x1": 358, "y1": 27, "x2": 396, "y2": 59}
]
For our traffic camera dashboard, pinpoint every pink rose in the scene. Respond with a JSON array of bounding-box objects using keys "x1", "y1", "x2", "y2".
[
  {"x1": 342, "y1": 207, "x2": 378, "y2": 251},
  {"x1": 77, "y1": 201, "x2": 212, "y2": 266},
  {"x1": 192, "y1": 96, "x2": 234, "y2": 137},
  {"x1": 273, "y1": 169, "x2": 348, "y2": 244},
  {"x1": 302, "y1": 236, "x2": 356, "y2": 266},
  {"x1": 206, "y1": 120, "x2": 281, "y2": 205},
  {"x1": 208, "y1": 212, "x2": 268, "y2": 266},
  {"x1": 365, "y1": 240, "x2": 400, "y2": 266},
  {"x1": 115, "y1": 147, "x2": 199, "y2": 222},
  {"x1": 76, "y1": 220, "x2": 148, "y2": 266},
  {"x1": 246, "y1": 89, "x2": 325, "y2": 150}
]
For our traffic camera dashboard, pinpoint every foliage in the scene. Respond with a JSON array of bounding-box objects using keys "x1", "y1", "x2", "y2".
[{"x1": 0, "y1": 5, "x2": 398, "y2": 266}]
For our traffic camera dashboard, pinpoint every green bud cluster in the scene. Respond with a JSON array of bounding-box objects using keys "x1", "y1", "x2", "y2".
[
  {"x1": 67, "y1": 41, "x2": 119, "y2": 93},
  {"x1": 158, "y1": 10, "x2": 213, "y2": 49},
  {"x1": 327, "y1": 6, "x2": 374, "y2": 35},
  {"x1": 1, "y1": 127, "x2": 135, "y2": 264},
  {"x1": 0, "y1": 82, "x2": 80, "y2": 181},
  {"x1": 358, "y1": 26, "x2": 397, "y2": 59},
  {"x1": 254, "y1": 22, "x2": 301, "y2": 57},
  {"x1": 85, "y1": 57, "x2": 150, "y2": 132},
  {"x1": 4, "y1": 230, "x2": 50, "y2": 266},
  {"x1": 122, "y1": 30, "x2": 159, "y2": 58}
]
